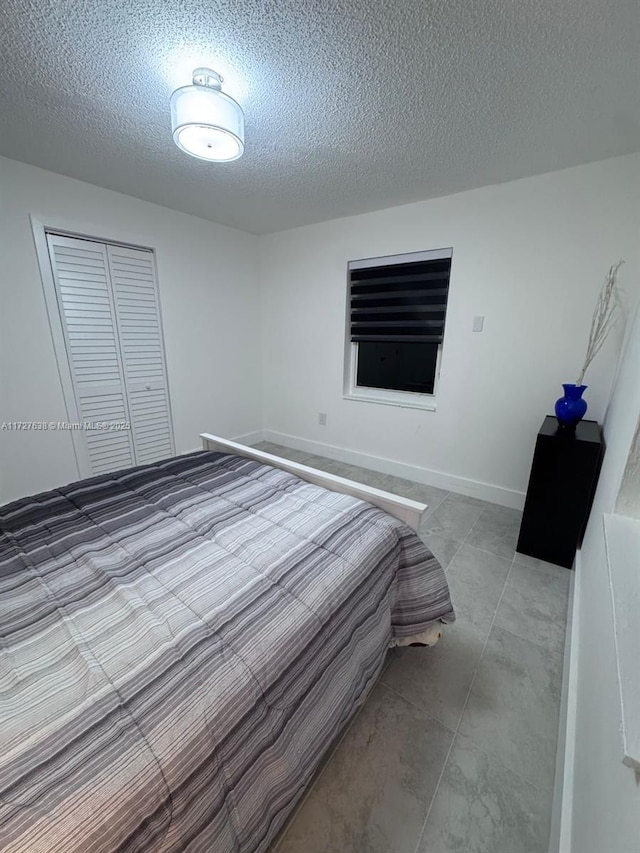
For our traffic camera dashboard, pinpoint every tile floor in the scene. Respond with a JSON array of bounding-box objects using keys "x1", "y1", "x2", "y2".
[{"x1": 253, "y1": 442, "x2": 570, "y2": 853}]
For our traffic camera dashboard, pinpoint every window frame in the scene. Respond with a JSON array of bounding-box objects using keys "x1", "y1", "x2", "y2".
[{"x1": 343, "y1": 248, "x2": 452, "y2": 411}]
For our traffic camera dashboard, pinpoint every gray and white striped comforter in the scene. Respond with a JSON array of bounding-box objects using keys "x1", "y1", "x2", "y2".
[{"x1": 0, "y1": 451, "x2": 454, "y2": 853}]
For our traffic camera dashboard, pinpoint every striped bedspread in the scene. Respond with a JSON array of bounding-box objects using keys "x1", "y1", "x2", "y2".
[{"x1": 0, "y1": 451, "x2": 454, "y2": 853}]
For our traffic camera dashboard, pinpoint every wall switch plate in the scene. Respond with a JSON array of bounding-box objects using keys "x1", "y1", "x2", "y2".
[
  {"x1": 472, "y1": 315, "x2": 484, "y2": 332},
  {"x1": 318, "y1": 412, "x2": 327, "y2": 425}
]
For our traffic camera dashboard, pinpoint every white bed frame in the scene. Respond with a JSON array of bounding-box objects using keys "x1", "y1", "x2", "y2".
[{"x1": 200, "y1": 433, "x2": 426, "y2": 532}]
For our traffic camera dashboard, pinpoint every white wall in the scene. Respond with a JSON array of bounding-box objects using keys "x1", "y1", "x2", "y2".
[
  {"x1": 258, "y1": 154, "x2": 640, "y2": 506},
  {"x1": 568, "y1": 305, "x2": 640, "y2": 853},
  {"x1": 0, "y1": 156, "x2": 261, "y2": 504},
  {"x1": 2, "y1": 153, "x2": 638, "y2": 510},
  {"x1": 616, "y1": 420, "x2": 640, "y2": 518}
]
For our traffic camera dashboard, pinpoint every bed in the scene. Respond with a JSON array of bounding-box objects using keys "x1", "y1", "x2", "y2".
[{"x1": 0, "y1": 440, "x2": 454, "y2": 853}]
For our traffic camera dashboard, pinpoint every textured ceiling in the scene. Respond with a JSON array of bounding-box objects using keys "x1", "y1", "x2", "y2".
[{"x1": 1, "y1": 0, "x2": 638, "y2": 234}]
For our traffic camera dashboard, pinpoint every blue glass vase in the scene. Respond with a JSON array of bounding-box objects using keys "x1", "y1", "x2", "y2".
[{"x1": 555, "y1": 384, "x2": 588, "y2": 428}]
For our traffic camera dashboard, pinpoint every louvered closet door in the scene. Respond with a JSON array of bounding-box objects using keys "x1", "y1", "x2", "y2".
[
  {"x1": 107, "y1": 245, "x2": 175, "y2": 466},
  {"x1": 47, "y1": 234, "x2": 136, "y2": 476}
]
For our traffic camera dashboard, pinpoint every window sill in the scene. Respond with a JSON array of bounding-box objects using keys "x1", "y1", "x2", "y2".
[{"x1": 343, "y1": 389, "x2": 437, "y2": 411}]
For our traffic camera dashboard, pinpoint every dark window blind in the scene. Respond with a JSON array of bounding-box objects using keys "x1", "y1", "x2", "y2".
[{"x1": 349, "y1": 256, "x2": 451, "y2": 343}]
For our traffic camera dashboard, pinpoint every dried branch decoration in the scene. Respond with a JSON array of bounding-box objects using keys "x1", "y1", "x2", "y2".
[{"x1": 576, "y1": 260, "x2": 624, "y2": 386}]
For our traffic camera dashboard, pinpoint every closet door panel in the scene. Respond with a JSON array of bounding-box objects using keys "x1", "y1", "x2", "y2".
[
  {"x1": 107, "y1": 245, "x2": 175, "y2": 466},
  {"x1": 47, "y1": 234, "x2": 135, "y2": 477}
]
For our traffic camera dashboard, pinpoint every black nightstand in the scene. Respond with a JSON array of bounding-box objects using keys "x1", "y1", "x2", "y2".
[{"x1": 516, "y1": 416, "x2": 604, "y2": 569}]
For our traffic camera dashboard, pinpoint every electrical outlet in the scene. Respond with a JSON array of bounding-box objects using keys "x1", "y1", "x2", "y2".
[
  {"x1": 472, "y1": 315, "x2": 484, "y2": 332},
  {"x1": 318, "y1": 412, "x2": 327, "y2": 426}
]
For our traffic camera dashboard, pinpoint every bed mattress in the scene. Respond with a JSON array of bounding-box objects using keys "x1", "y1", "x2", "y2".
[{"x1": 0, "y1": 451, "x2": 454, "y2": 852}]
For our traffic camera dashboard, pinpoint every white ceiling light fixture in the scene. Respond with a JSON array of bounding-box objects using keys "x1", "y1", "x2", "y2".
[{"x1": 170, "y1": 68, "x2": 244, "y2": 162}]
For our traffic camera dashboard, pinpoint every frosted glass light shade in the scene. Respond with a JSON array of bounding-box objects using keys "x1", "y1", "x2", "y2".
[{"x1": 170, "y1": 73, "x2": 244, "y2": 162}]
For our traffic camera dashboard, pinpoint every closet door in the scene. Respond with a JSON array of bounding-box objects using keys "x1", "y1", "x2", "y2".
[
  {"x1": 47, "y1": 234, "x2": 136, "y2": 476},
  {"x1": 106, "y1": 245, "x2": 175, "y2": 466}
]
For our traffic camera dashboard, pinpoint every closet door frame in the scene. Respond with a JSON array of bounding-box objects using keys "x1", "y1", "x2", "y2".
[{"x1": 31, "y1": 216, "x2": 175, "y2": 478}]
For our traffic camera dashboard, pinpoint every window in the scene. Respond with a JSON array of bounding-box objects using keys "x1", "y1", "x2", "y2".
[{"x1": 344, "y1": 248, "x2": 452, "y2": 409}]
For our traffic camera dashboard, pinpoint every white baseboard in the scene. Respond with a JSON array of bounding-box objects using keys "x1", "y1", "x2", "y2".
[
  {"x1": 262, "y1": 430, "x2": 525, "y2": 509},
  {"x1": 232, "y1": 430, "x2": 265, "y2": 446},
  {"x1": 183, "y1": 431, "x2": 265, "y2": 458},
  {"x1": 549, "y1": 551, "x2": 581, "y2": 853}
]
